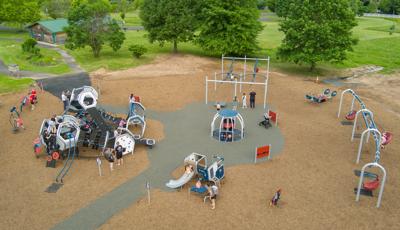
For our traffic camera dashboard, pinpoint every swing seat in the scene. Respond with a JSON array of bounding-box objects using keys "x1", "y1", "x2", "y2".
[
  {"x1": 345, "y1": 110, "x2": 357, "y2": 120},
  {"x1": 381, "y1": 132, "x2": 393, "y2": 146},
  {"x1": 363, "y1": 177, "x2": 379, "y2": 191}
]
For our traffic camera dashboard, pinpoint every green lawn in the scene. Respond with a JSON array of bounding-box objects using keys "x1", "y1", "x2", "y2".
[
  {"x1": 111, "y1": 12, "x2": 142, "y2": 26},
  {"x1": 0, "y1": 73, "x2": 34, "y2": 94},
  {"x1": 0, "y1": 40, "x2": 70, "y2": 74},
  {"x1": 56, "y1": 15, "x2": 400, "y2": 74}
]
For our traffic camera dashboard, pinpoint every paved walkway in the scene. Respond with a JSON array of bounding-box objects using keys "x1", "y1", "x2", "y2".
[
  {"x1": 0, "y1": 37, "x2": 85, "y2": 79},
  {"x1": 52, "y1": 103, "x2": 285, "y2": 229}
]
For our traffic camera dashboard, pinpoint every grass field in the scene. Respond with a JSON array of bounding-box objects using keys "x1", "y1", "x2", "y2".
[
  {"x1": 111, "y1": 12, "x2": 142, "y2": 26},
  {"x1": 0, "y1": 40, "x2": 70, "y2": 75},
  {"x1": 0, "y1": 74, "x2": 34, "y2": 94}
]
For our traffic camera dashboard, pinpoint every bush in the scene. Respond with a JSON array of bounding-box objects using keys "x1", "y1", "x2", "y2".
[
  {"x1": 21, "y1": 38, "x2": 38, "y2": 53},
  {"x1": 128, "y1": 44, "x2": 147, "y2": 58}
]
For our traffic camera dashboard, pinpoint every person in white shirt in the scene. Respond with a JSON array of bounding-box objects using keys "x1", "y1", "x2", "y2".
[
  {"x1": 61, "y1": 91, "x2": 69, "y2": 111},
  {"x1": 241, "y1": 93, "x2": 247, "y2": 108},
  {"x1": 128, "y1": 93, "x2": 136, "y2": 117}
]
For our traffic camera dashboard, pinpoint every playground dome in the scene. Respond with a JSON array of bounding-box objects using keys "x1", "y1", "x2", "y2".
[{"x1": 211, "y1": 109, "x2": 244, "y2": 142}]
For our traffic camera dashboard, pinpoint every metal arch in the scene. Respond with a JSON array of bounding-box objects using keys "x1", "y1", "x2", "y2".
[
  {"x1": 356, "y1": 162, "x2": 387, "y2": 208},
  {"x1": 351, "y1": 108, "x2": 374, "y2": 142},
  {"x1": 337, "y1": 89, "x2": 356, "y2": 118},
  {"x1": 356, "y1": 128, "x2": 382, "y2": 164}
]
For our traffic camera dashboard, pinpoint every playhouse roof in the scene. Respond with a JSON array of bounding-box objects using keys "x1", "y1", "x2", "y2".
[{"x1": 28, "y1": 18, "x2": 69, "y2": 33}]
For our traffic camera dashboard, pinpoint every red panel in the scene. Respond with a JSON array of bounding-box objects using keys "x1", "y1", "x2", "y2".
[
  {"x1": 134, "y1": 96, "x2": 141, "y2": 103},
  {"x1": 269, "y1": 111, "x2": 277, "y2": 123},
  {"x1": 256, "y1": 145, "x2": 270, "y2": 159}
]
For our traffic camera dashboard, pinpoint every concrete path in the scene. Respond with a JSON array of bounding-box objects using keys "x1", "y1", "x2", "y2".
[{"x1": 52, "y1": 103, "x2": 284, "y2": 230}]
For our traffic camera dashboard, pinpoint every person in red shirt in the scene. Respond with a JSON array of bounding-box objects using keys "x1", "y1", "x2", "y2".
[{"x1": 29, "y1": 89, "x2": 37, "y2": 110}]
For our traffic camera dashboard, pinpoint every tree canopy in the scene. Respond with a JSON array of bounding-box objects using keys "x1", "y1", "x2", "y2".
[
  {"x1": 64, "y1": 0, "x2": 125, "y2": 57},
  {"x1": 140, "y1": 0, "x2": 198, "y2": 53},
  {"x1": 196, "y1": 0, "x2": 263, "y2": 56},
  {"x1": 277, "y1": 0, "x2": 358, "y2": 71},
  {"x1": 42, "y1": 0, "x2": 71, "y2": 19},
  {"x1": 0, "y1": 0, "x2": 41, "y2": 25}
]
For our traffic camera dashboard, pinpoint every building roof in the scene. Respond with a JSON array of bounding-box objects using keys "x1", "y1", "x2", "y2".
[{"x1": 28, "y1": 18, "x2": 69, "y2": 33}]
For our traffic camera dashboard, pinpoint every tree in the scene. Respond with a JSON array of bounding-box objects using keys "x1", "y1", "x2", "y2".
[
  {"x1": 196, "y1": 0, "x2": 263, "y2": 56},
  {"x1": 266, "y1": 0, "x2": 276, "y2": 12},
  {"x1": 379, "y1": 0, "x2": 400, "y2": 14},
  {"x1": 275, "y1": 0, "x2": 295, "y2": 17},
  {"x1": 42, "y1": 0, "x2": 71, "y2": 19},
  {"x1": 140, "y1": 0, "x2": 198, "y2": 53},
  {"x1": 0, "y1": 0, "x2": 41, "y2": 25},
  {"x1": 277, "y1": 0, "x2": 358, "y2": 71},
  {"x1": 257, "y1": 0, "x2": 268, "y2": 10},
  {"x1": 64, "y1": 0, "x2": 126, "y2": 57}
]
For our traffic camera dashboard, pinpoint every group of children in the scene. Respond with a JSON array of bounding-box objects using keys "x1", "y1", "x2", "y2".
[
  {"x1": 10, "y1": 88, "x2": 39, "y2": 132},
  {"x1": 103, "y1": 143, "x2": 125, "y2": 171}
]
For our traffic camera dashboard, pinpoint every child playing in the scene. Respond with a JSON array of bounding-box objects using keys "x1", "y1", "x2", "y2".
[
  {"x1": 104, "y1": 148, "x2": 115, "y2": 171},
  {"x1": 241, "y1": 93, "x2": 247, "y2": 108},
  {"x1": 115, "y1": 143, "x2": 124, "y2": 166},
  {"x1": 232, "y1": 96, "x2": 238, "y2": 110},
  {"x1": 270, "y1": 189, "x2": 282, "y2": 207}
]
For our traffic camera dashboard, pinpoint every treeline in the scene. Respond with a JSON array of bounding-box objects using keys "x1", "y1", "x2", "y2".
[{"x1": 265, "y1": 0, "x2": 400, "y2": 15}]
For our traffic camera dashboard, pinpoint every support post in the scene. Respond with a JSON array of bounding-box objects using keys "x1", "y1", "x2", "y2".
[
  {"x1": 214, "y1": 72, "x2": 217, "y2": 91},
  {"x1": 356, "y1": 128, "x2": 381, "y2": 164},
  {"x1": 234, "y1": 80, "x2": 237, "y2": 98},
  {"x1": 244, "y1": 55, "x2": 247, "y2": 80},
  {"x1": 263, "y1": 78, "x2": 268, "y2": 109},
  {"x1": 221, "y1": 54, "x2": 224, "y2": 76},
  {"x1": 205, "y1": 76, "x2": 208, "y2": 105},
  {"x1": 356, "y1": 162, "x2": 386, "y2": 208}
]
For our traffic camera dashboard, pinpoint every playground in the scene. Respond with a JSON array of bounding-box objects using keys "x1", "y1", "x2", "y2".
[{"x1": 0, "y1": 54, "x2": 399, "y2": 230}]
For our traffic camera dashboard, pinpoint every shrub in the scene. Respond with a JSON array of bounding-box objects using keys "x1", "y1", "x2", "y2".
[
  {"x1": 128, "y1": 44, "x2": 147, "y2": 58},
  {"x1": 21, "y1": 38, "x2": 38, "y2": 53},
  {"x1": 257, "y1": 0, "x2": 268, "y2": 10}
]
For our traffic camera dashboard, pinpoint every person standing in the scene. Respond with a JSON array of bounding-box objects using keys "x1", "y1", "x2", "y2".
[
  {"x1": 115, "y1": 143, "x2": 124, "y2": 166},
  {"x1": 232, "y1": 96, "x2": 238, "y2": 110},
  {"x1": 241, "y1": 93, "x2": 247, "y2": 109},
  {"x1": 128, "y1": 94, "x2": 136, "y2": 117},
  {"x1": 249, "y1": 91, "x2": 256, "y2": 109},
  {"x1": 61, "y1": 91, "x2": 69, "y2": 111},
  {"x1": 104, "y1": 148, "x2": 115, "y2": 171}
]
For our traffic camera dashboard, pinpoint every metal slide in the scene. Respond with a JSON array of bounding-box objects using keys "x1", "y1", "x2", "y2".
[
  {"x1": 55, "y1": 141, "x2": 76, "y2": 183},
  {"x1": 166, "y1": 171, "x2": 195, "y2": 189}
]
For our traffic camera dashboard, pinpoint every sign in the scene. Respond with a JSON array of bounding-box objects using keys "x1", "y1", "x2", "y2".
[{"x1": 254, "y1": 144, "x2": 271, "y2": 163}]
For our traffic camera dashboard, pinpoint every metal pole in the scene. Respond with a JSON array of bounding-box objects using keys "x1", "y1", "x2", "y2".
[
  {"x1": 244, "y1": 55, "x2": 247, "y2": 80},
  {"x1": 239, "y1": 74, "x2": 243, "y2": 93},
  {"x1": 338, "y1": 89, "x2": 352, "y2": 118},
  {"x1": 205, "y1": 76, "x2": 208, "y2": 105},
  {"x1": 234, "y1": 80, "x2": 237, "y2": 98},
  {"x1": 96, "y1": 157, "x2": 102, "y2": 176},
  {"x1": 351, "y1": 97, "x2": 355, "y2": 111},
  {"x1": 263, "y1": 77, "x2": 268, "y2": 109},
  {"x1": 267, "y1": 57, "x2": 270, "y2": 80},
  {"x1": 214, "y1": 72, "x2": 217, "y2": 91},
  {"x1": 221, "y1": 54, "x2": 224, "y2": 76}
]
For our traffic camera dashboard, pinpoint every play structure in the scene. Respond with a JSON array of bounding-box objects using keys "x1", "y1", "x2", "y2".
[
  {"x1": 166, "y1": 153, "x2": 225, "y2": 189},
  {"x1": 337, "y1": 89, "x2": 393, "y2": 208},
  {"x1": 38, "y1": 86, "x2": 155, "y2": 185},
  {"x1": 205, "y1": 55, "x2": 270, "y2": 109},
  {"x1": 305, "y1": 88, "x2": 337, "y2": 103},
  {"x1": 211, "y1": 109, "x2": 244, "y2": 142}
]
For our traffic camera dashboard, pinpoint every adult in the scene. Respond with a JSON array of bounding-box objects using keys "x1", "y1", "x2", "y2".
[
  {"x1": 61, "y1": 91, "x2": 69, "y2": 111},
  {"x1": 241, "y1": 93, "x2": 247, "y2": 109},
  {"x1": 128, "y1": 94, "x2": 136, "y2": 117},
  {"x1": 115, "y1": 143, "x2": 124, "y2": 166},
  {"x1": 249, "y1": 91, "x2": 256, "y2": 108}
]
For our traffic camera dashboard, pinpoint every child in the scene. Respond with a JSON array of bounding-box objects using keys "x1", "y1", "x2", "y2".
[
  {"x1": 104, "y1": 148, "x2": 115, "y2": 171},
  {"x1": 207, "y1": 183, "x2": 219, "y2": 210},
  {"x1": 232, "y1": 96, "x2": 238, "y2": 110},
  {"x1": 128, "y1": 94, "x2": 136, "y2": 117},
  {"x1": 216, "y1": 102, "x2": 221, "y2": 112},
  {"x1": 29, "y1": 89, "x2": 37, "y2": 111},
  {"x1": 270, "y1": 189, "x2": 282, "y2": 207},
  {"x1": 241, "y1": 93, "x2": 247, "y2": 108}
]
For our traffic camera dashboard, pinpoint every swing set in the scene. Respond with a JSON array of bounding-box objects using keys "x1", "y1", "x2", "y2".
[
  {"x1": 337, "y1": 89, "x2": 393, "y2": 208},
  {"x1": 221, "y1": 55, "x2": 270, "y2": 82}
]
